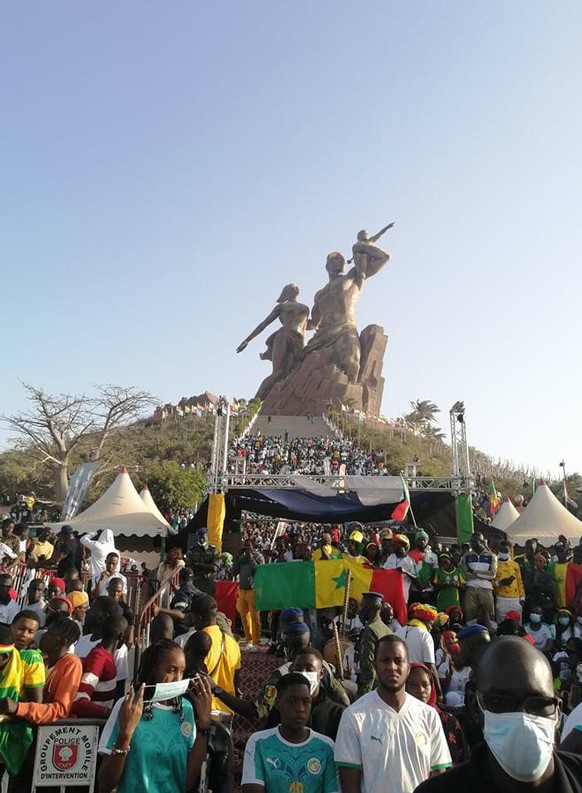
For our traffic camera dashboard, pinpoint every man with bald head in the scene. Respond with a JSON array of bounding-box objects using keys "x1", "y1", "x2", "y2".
[{"x1": 414, "y1": 637, "x2": 582, "y2": 793}]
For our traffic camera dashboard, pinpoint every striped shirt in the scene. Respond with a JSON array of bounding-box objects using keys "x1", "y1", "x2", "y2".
[{"x1": 72, "y1": 645, "x2": 117, "y2": 718}]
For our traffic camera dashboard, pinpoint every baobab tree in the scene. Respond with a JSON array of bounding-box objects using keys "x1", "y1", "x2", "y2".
[{"x1": 3, "y1": 383, "x2": 156, "y2": 503}]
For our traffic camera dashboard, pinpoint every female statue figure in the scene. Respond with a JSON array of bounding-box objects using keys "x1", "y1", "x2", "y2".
[{"x1": 236, "y1": 283, "x2": 309, "y2": 401}]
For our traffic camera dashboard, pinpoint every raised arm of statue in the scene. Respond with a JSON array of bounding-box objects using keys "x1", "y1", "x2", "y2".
[
  {"x1": 236, "y1": 306, "x2": 282, "y2": 353},
  {"x1": 350, "y1": 241, "x2": 390, "y2": 279}
]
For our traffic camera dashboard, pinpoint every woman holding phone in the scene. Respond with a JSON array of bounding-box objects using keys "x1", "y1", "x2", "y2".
[{"x1": 98, "y1": 639, "x2": 212, "y2": 793}]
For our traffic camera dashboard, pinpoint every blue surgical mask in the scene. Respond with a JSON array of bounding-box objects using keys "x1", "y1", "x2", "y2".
[
  {"x1": 530, "y1": 613, "x2": 542, "y2": 624},
  {"x1": 498, "y1": 553, "x2": 510, "y2": 562},
  {"x1": 483, "y1": 710, "x2": 556, "y2": 782},
  {"x1": 558, "y1": 616, "x2": 570, "y2": 627}
]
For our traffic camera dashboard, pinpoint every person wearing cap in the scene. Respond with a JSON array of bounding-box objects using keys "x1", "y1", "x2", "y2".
[
  {"x1": 187, "y1": 527, "x2": 219, "y2": 596},
  {"x1": 345, "y1": 529, "x2": 368, "y2": 565},
  {"x1": 312, "y1": 532, "x2": 341, "y2": 561},
  {"x1": 379, "y1": 528, "x2": 394, "y2": 565},
  {"x1": 493, "y1": 540, "x2": 525, "y2": 622},
  {"x1": 68, "y1": 589, "x2": 90, "y2": 630},
  {"x1": 357, "y1": 592, "x2": 392, "y2": 697},
  {"x1": 461, "y1": 533, "x2": 498, "y2": 622},
  {"x1": 383, "y1": 535, "x2": 418, "y2": 602},
  {"x1": 51, "y1": 525, "x2": 82, "y2": 577}
]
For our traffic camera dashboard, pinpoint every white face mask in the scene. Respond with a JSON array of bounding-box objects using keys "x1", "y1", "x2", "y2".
[
  {"x1": 298, "y1": 671, "x2": 319, "y2": 695},
  {"x1": 498, "y1": 553, "x2": 510, "y2": 562},
  {"x1": 483, "y1": 710, "x2": 556, "y2": 782}
]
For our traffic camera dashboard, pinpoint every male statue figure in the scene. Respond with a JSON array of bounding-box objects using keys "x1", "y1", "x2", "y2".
[{"x1": 304, "y1": 233, "x2": 390, "y2": 383}]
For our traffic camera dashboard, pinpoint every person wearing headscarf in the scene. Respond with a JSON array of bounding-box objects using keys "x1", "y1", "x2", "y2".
[
  {"x1": 435, "y1": 629, "x2": 458, "y2": 687},
  {"x1": 406, "y1": 662, "x2": 468, "y2": 765}
]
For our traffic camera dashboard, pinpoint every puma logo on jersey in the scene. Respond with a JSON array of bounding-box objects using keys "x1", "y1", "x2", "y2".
[
  {"x1": 370, "y1": 735, "x2": 383, "y2": 745},
  {"x1": 266, "y1": 758, "x2": 279, "y2": 769}
]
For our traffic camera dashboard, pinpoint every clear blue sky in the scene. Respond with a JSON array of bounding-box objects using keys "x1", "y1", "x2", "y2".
[{"x1": 2, "y1": 2, "x2": 581, "y2": 479}]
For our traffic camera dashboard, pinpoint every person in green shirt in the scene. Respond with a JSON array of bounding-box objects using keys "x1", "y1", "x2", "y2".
[{"x1": 433, "y1": 553, "x2": 465, "y2": 612}]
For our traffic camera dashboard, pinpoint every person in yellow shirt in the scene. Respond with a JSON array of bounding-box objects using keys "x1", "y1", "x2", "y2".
[
  {"x1": 494, "y1": 540, "x2": 525, "y2": 621},
  {"x1": 193, "y1": 595, "x2": 240, "y2": 793},
  {"x1": 29, "y1": 529, "x2": 54, "y2": 564},
  {"x1": 343, "y1": 528, "x2": 368, "y2": 565},
  {"x1": 312, "y1": 533, "x2": 341, "y2": 561}
]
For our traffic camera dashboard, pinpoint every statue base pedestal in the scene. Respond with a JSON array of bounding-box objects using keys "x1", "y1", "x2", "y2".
[{"x1": 259, "y1": 324, "x2": 387, "y2": 418}]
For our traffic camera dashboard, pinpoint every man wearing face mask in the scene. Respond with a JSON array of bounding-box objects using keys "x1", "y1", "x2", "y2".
[
  {"x1": 414, "y1": 637, "x2": 582, "y2": 793},
  {"x1": 264, "y1": 647, "x2": 346, "y2": 739},
  {"x1": 493, "y1": 541, "x2": 525, "y2": 622}
]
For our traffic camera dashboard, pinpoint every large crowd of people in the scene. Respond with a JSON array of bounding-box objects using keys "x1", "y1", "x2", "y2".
[
  {"x1": 0, "y1": 483, "x2": 582, "y2": 792},
  {"x1": 229, "y1": 434, "x2": 391, "y2": 476}
]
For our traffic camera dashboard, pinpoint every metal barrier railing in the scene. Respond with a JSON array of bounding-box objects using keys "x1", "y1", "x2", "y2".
[{"x1": 133, "y1": 568, "x2": 182, "y2": 675}]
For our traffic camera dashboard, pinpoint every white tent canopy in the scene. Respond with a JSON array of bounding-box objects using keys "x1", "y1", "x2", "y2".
[
  {"x1": 507, "y1": 484, "x2": 582, "y2": 547},
  {"x1": 50, "y1": 468, "x2": 170, "y2": 537},
  {"x1": 491, "y1": 499, "x2": 520, "y2": 531},
  {"x1": 139, "y1": 485, "x2": 170, "y2": 526}
]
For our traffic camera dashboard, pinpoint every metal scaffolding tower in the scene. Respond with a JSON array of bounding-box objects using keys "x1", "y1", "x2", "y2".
[
  {"x1": 209, "y1": 400, "x2": 231, "y2": 492},
  {"x1": 449, "y1": 401, "x2": 472, "y2": 491}
]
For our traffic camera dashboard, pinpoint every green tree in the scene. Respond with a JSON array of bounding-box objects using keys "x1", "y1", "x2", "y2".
[{"x1": 138, "y1": 461, "x2": 205, "y2": 513}]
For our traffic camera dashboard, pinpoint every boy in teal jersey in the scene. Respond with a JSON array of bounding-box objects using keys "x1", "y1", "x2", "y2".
[{"x1": 242, "y1": 673, "x2": 338, "y2": 793}]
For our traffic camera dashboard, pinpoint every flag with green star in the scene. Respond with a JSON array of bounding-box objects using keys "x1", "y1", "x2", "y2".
[{"x1": 254, "y1": 558, "x2": 407, "y2": 624}]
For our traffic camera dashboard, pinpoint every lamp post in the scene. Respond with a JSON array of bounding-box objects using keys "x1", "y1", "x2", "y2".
[{"x1": 559, "y1": 459, "x2": 567, "y2": 507}]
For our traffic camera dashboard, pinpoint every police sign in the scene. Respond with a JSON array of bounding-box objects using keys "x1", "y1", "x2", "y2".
[{"x1": 33, "y1": 724, "x2": 99, "y2": 787}]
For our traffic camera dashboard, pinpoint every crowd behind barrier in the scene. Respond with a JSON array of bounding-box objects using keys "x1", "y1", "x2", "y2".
[{"x1": 0, "y1": 453, "x2": 581, "y2": 793}]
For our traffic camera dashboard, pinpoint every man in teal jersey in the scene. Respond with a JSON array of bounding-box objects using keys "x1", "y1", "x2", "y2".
[{"x1": 242, "y1": 672, "x2": 338, "y2": 793}]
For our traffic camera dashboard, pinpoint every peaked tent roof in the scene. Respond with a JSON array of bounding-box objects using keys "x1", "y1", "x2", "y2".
[
  {"x1": 507, "y1": 484, "x2": 582, "y2": 546},
  {"x1": 50, "y1": 468, "x2": 169, "y2": 537},
  {"x1": 491, "y1": 499, "x2": 520, "y2": 531},
  {"x1": 139, "y1": 485, "x2": 171, "y2": 527}
]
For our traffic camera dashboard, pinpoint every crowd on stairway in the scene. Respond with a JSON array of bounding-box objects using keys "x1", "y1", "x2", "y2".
[
  {"x1": 1, "y1": 500, "x2": 582, "y2": 793},
  {"x1": 229, "y1": 434, "x2": 391, "y2": 476}
]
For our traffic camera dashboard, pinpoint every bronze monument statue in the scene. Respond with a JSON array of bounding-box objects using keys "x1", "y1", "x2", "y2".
[
  {"x1": 236, "y1": 283, "x2": 309, "y2": 400},
  {"x1": 240, "y1": 223, "x2": 394, "y2": 417},
  {"x1": 304, "y1": 232, "x2": 391, "y2": 382}
]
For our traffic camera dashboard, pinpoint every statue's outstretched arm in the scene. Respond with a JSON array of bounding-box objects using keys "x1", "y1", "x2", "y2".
[
  {"x1": 236, "y1": 306, "x2": 281, "y2": 353},
  {"x1": 351, "y1": 242, "x2": 390, "y2": 279}
]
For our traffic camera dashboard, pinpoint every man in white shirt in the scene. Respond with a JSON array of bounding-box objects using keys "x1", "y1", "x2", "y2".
[
  {"x1": 335, "y1": 634, "x2": 451, "y2": 793},
  {"x1": 80, "y1": 529, "x2": 118, "y2": 580}
]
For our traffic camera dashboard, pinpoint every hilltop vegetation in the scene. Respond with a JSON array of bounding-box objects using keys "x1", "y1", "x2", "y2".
[{"x1": 0, "y1": 386, "x2": 577, "y2": 514}]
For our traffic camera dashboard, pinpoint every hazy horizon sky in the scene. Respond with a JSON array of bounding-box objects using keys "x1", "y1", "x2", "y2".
[{"x1": 1, "y1": 2, "x2": 581, "y2": 479}]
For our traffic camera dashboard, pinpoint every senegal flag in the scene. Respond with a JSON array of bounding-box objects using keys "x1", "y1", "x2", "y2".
[{"x1": 254, "y1": 557, "x2": 407, "y2": 625}]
